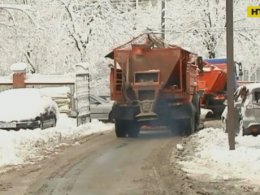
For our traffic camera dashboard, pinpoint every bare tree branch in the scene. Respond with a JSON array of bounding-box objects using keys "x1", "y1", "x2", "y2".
[
  {"x1": 0, "y1": 22, "x2": 15, "y2": 28},
  {"x1": 0, "y1": 4, "x2": 38, "y2": 27},
  {"x1": 238, "y1": 32, "x2": 260, "y2": 47},
  {"x1": 1, "y1": 8, "x2": 17, "y2": 26},
  {"x1": 23, "y1": 51, "x2": 36, "y2": 73}
]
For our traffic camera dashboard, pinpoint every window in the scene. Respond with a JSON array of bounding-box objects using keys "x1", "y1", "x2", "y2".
[{"x1": 254, "y1": 91, "x2": 260, "y2": 103}]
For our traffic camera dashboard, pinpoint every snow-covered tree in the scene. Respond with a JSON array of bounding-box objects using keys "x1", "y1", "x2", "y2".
[{"x1": 0, "y1": 0, "x2": 259, "y2": 85}]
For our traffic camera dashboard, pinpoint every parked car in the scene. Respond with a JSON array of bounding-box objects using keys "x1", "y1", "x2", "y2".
[
  {"x1": 221, "y1": 83, "x2": 260, "y2": 136},
  {"x1": 90, "y1": 95, "x2": 113, "y2": 122},
  {"x1": 0, "y1": 88, "x2": 58, "y2": 130}
]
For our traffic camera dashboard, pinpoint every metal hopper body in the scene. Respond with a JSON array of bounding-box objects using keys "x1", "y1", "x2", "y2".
[{"x1": 107, "y1": 33, "x2": 201, "y2": 137}]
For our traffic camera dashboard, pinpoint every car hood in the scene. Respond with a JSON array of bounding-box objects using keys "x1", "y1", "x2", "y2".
[
  {"x1": 0, "y1": 102, "x2": 46, "y2": 122},
  {"x1": 0, "y1": 91, "x2": 48, "y2": 122}
]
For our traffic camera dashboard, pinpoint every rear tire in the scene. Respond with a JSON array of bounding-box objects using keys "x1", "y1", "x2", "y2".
[
  {"x1": 184, "y1": 116, "x2": 195, "y2": 136},
  {"x1": 195, "y1": 114, "x2": 199, "y2": 132},
  {"x1": 115, "y1": 119, "x2": 127, "y2": 137},
  {"x1": 127, "y1": 120, "x2": 139, "y2": 138},
  {"x1": 169, "y1": 120, "x2": 181, "y2": 135}
]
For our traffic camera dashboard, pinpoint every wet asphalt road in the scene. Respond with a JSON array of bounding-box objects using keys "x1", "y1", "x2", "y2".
[{"x1": 20, "y1": 129, "x2": 180, "y2": 195}]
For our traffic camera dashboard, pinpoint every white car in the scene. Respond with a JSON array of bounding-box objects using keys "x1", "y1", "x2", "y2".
[
  {"x1": 90, "y1": 95, "x2": 114, "y2": 122},
  {"x1": 0, "y1": 88, "x2": 59, "y2": 130},
  {"x1": 222, "y1": 83, "x2": 260, "y2": 136}
]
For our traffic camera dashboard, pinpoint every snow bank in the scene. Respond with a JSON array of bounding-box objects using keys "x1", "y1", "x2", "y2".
[
  {"x1": 0, "y1": 114, "x2": 113, "y2": 171},
  {"x1": 178, "y1": 128, "x2": 260, "y2": 185},
  {"x1": 0, "y1": 88, "x2": 57, "y2": 122}
]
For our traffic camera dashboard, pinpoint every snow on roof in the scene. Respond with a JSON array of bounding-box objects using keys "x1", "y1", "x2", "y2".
[
  {"x1": 26, "y1": 74, "x2": 75, "y2": 84},
  {"x1": 241, "y1": 83, "x2": 260, "y2": 92},
  {"x1": 10, "y1": 63, "x2": 27, "y2": 72},
  {"x1": 0, "y1": 75, "x2": 12, "y2": 84},
  {"x1": 204, "y1": 58, "x2": 227, "y2": 64},
  {"x1": 0, "y1": 74, "x2": 75, "y2": 85},
  {"x1": 39, "y1": 87, "x2": 71, "y2": 98}
]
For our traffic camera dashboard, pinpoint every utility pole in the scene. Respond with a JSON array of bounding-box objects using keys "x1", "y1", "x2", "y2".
[
  {"x1": 161, "y1": 0, "x2": 165, "y2": 41},
  {"x1": 226, "y1": 0, "x2": 235, "y2": 150}
]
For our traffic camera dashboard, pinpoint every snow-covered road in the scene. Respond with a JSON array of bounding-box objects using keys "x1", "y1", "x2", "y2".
[{"x1": 2, "y1": 115, "x2": 260, "y2": 188}]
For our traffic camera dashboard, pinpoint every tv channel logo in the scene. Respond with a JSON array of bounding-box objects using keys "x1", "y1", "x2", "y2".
[{"x1": 248, "y1": 6, "x2": 260, "y2": 18}]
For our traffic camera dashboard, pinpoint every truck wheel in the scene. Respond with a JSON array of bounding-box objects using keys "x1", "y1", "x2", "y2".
[
  {"x1": 169, "y1": 120, "x2": 180, "y2": 135},
  {"x1": 115, "y1": 119, "x2": 127, "y2": 137},
  {"x1": 127, "y1": 120, "x2": 139, "y2": 138},
  {"x1": 195, "y1": 114, "x2": 199, "y2": 132},
  {"x1": 192, "y1": 94, "x2": 200, "y2": 131},
  {"x1": 184, "y1": 116, "x2": 195, "y2": 136}
]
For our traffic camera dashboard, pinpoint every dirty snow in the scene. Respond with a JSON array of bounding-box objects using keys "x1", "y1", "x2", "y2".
[
  {"x1": 178, "y1": 127, "x2": 260, "y2": 186},
  {"x1": 0, "y1": 114, "x2": 113, "y2": 172}
]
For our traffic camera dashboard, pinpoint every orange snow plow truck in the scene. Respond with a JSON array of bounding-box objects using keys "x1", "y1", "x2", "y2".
[
  {"x1": 198, "y1": 58, "x2": 227, "y2": 117},
  {"x1": 106, "y1": 34, "x2": 202, "y2": 137}
]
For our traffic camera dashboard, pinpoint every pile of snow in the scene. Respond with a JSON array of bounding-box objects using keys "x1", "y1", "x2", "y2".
[
  {"x1": 0, "y1": 88, "x2": 57, "y2": 122},
  {"x1": 40, "y1": 87, "x2": 72, "y2": 114},
  {"x1": 178, "y1": 128, "x2": 260, "y2": 185},
  {"x1": 0, "y1": 114, "x2": 113, "y2": 172}
]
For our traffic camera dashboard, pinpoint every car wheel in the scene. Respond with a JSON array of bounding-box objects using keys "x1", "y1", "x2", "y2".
[
  {"x1": 39, "y1": 119, "x2": 44, "y2": 130},
  {"x1": 108, "y1": 112, "x2": 114, "y2": 123},
  {"x1": 52, "y1": 116, "x2": 57, "y2": 127}
]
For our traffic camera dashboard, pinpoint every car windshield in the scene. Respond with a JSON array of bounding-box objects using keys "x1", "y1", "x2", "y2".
[{"x1": 254, "y1": 91, "x2": 260, "y2": 103}]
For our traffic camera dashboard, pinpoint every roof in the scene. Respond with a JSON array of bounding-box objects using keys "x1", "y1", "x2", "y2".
[
  {"x1": 238, "y1": 83, "x2": 260, "y2": 92},
  {"x1": 204, "y1": 58, "x2": 227, "y2": 64},
  {"x1": 0, "y1": 74, "x2": 75, "y2": 85}
]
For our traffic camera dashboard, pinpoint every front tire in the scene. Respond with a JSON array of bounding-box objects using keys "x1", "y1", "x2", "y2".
[
  {"x1": 39, "y1": 119, "x2": 44, "y2": 130},
  {"x1": 108, "y1": 112, "x2": 114, "y2": 123},
  {"x1": 127, "y1": 120, "x2": 139, "y2": 138},
  {"x1": 184, "y1": 116, "x2": 195, "y2": 136},
  {"x1": 52, "y1": 116, "x2": 57, "y2": 127}
]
